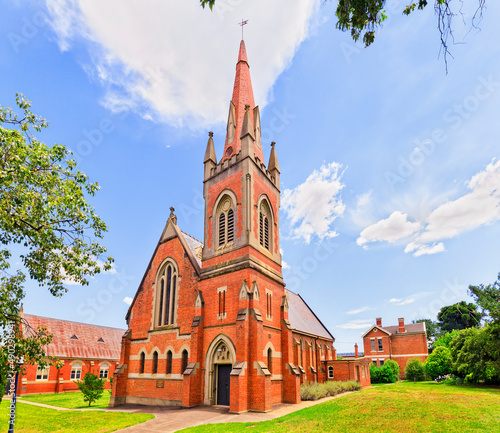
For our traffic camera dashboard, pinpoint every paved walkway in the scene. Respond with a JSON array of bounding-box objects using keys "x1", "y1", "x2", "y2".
[{"x1": 110, "y1": 393, "x2": 353, "y2": 433}]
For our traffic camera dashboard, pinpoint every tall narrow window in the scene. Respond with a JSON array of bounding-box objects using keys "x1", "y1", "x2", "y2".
[
  {"x1": 267, "y1": 348, "x2": 273, "y2": 374},
  {"x1": 156, "y1": 261, "x2": 178, "y2": 327},
  {"x1": 370, "y1": 339, "x2": 376, "y2": 352},
  {"x1": 328, "y1": 366, "x2": 334, "y2": 379},
  {"x1": 266, "y1": 291, "x2": 272, "y2": 320},
  {"x1": 217, "y1": 287, "x2": 227, "y2": 319},
  {"x1": 378, "y1": 338, "x2": 383, "y2": 351},
  {"x1": 259, "y1": 200, "x2": 271, "y2": 251},
  {"x1": 139, "y1": 352, "x2": 145, "y2": 374},
  {"x1": 181, "y1": 350, "x2": 188, "y2": 374},
  {"x1": 152, "y1": 351, "x2": 158, "y2": 374},
  {"x1": 217, "y1": 195, "x2": 235, "y2": 247},
  {"x1": 166, "y1": 351, "x2": 173, "y2": 374}
]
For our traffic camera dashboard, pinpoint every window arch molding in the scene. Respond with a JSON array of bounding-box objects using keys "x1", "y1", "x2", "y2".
[
  {"x1": 257, "y1": 195, "x2": 274, "y2": 252},
  {"x1": 153, "y1": 257, "x2": 179, "y2": 328},
  {"x1": 212, "y1": 189, "x2": 238, "y2": 249}
]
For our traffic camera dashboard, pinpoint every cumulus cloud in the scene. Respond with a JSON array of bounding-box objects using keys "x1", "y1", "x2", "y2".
[
  {"x1": 123, "y1": 296, "x2": 133, "y2": 306},
  {"x1": 357, "y1": 159, "x2": 500, "y2": 256},
  {"x1": 44, "y1": 0, "x2": 319, "y2": 129},
  {"x1": 357, "y1": 211, "x2": 421, "y2": 246},
  {"x1": 282, "y1": 162, "x2": 345, "y2": 243},
  {"x1": 346, "y1": 306, "x2": 375, "y2": 315},
  {"x1": 337, "y1": 320, "x2": 372, "y2": 330}
]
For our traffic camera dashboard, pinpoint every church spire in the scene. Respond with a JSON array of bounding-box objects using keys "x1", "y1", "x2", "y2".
[{"x1": 222, "y1": 40, "x2": 265, "y2": 164}]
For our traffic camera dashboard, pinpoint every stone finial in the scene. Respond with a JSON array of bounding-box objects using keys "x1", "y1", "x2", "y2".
[
  {"x1": 169, "y1": 206, "x2": 177, "y2": 224},
  {"x1": 209, "y1": 131, "x2": 213, "y2": 138}
]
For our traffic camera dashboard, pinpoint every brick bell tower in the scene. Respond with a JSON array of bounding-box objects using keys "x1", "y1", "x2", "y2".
[{"x1": 193, "y1": 40, "x2": 299, "y2": 414}]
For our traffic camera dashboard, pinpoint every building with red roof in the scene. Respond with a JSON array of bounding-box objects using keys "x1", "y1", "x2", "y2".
[{"x1": 17, "y1": 313, "x2": 125, "y2": 395}]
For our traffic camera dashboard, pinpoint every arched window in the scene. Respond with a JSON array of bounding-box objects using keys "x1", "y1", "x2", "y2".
[
  {"x1": 99, "y1": 364, "x2": 109, "y2": 379},
  {"x1": 70, "y1": 362, "x2": 82, "y2": 380},
  {"x1": 259, "y1": 200, "x2": 272, "y2": 251},
  {"x1": 152, "y1": 351, "x2": 158, "y2": 374},
  {"x1": 155, "y1": 261, "x2": 178, "y2": 327},
  {"x1": 267, "y1": 347, "x2": 273, "y2": 374},
  {"x1": 139, "y1": 352, "x2": 145, "y2": 374},
  {"x1": 328, "y1": 366, "x2": 334, "y2": 379},
  {"x1": 217, "y1": 195, "x2": 235, "y2": 247},
  {"x1": 181, "y1": 350, "x2": 189, "y2": 374},
  {"x1": 166, "y1": 350, "x2": 173, "y2": 375}
]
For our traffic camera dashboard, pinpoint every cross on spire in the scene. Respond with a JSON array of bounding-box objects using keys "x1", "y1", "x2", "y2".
[{"x1": 239, "y1": 19, "x2": 248, "y2": 40}]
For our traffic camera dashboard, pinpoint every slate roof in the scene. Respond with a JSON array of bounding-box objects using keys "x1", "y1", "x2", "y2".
[
  {"x1": 181, "y1": 231, "x2": 203, "y2": 267},
  {"x1": 285, "y1": 290, "x2": 334, "y2": 340},
  {"x1": 23, "y1": 314, "x2": 126, "y2": 360},
  {"x1": 382, "y1": 323, "x2": 426, "y2": 334}
]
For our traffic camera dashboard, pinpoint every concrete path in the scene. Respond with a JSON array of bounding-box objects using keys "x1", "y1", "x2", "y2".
[{"x1": 111, "y1": 392, "x2": 353, "y2": 433}]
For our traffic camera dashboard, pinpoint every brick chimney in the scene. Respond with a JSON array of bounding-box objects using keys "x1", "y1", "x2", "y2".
[
  {"x1": 354, "y1": 343, "x2": 359, "y2": 358},
  {"x1": 398, "y1": 317, "x2": 405, "y2": 333},
  {"x1": 376, "y1": 317, "x2": 382, "y2": 327}
]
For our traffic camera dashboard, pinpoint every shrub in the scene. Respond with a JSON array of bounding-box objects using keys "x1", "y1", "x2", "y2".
[
  {"x1": 76, "y1": 372, "x2": 105, "y2": 407},
  {"x1": 300, "y1": 380, "x2": 361, "y2": 401},
  {"x1": 424, "y1": 346, "x2": 453, "y2": 380},
  {"x1": 370, "y1": 363, "x2": 397, "y2": 384},
  {"x1": 405, "y1": 358, "x2": 426, "y2": 382},
  {"x1": 385, "y1": 359, "x2": 400, "y2": 379}
]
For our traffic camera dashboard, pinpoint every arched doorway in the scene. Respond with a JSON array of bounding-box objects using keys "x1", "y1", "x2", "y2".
[{"x1": 204, "y1": 335, "x2": 235, "y2": 406}]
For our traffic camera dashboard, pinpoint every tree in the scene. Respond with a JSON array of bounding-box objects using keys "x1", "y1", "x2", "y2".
[
  {"x1": 405, "y1": 358, "x2": 426, "y2": 381},
  {"x1": 385, "y1": 359, "x2": 400, "y2": 379},
  {"x1": 0, "y1": 94, "x2": 112, "y2": 398},
  {"x1": 469, "y1": 273, "x2": 500, "y2": 325},
  {"x1": 437, "y1": 301, "x2": 482, "y2": 333},
  {"x1": 199, "y1": 0, "x2": 486, "y2": 70},
  {"x1": 424, "y1": 346, "x2": 453, "y2": 379},
  {"x1": 413, "y1": 318, "x2": 440, "y2": 346},
  {"x1": 76, "y1": 372, "x2": 105, "y2": 407}
]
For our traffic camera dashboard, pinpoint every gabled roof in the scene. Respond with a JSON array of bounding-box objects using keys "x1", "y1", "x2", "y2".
[
  {"x1": 361, "y1": 322, "x2": 426, "y2": 338},
  {"x1": 23, "y1": 314, "x2": 125, "y2": 360},
  {"x1": 285, "y1": 290, "x2": 334, "y2": 341}
]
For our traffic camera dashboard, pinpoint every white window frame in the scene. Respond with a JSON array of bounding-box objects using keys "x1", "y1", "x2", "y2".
[
  {"x1": 36, "y1": 365, "x2": 50, "y2": 381},
  {"x1": 70, "y1": 362, "x2": 82, "y2": 380},
  {"x1": 99, "y1": 363, "x2": 110, "y2": 379}
]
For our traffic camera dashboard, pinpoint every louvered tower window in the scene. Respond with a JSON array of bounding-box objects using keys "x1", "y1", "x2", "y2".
[
  {"x1": 156, "y1": 261, "x2": 178, "y2": 327},
  {"x1": 259, "y1": 201, "x2": 271, "y2": 251},
  {"x1": 217, "y1": 196, "x2": 235, "y2": 247}
]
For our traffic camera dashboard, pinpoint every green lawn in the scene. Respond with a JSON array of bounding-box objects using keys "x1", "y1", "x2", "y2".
[
  {"x1": 20, "y1": 391, "x2": 111, "y2": 409},
  {"x1": 179, "y1": 382, "x2": 500, "y2": 433},
  {"x1": 0, "y1": 399, "x2": 154, "y2": 433}
]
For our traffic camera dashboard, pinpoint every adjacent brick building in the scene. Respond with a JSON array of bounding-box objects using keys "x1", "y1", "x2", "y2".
[
  {"x1": 110, "y1": 40, "x2": 363, "y2": 413},
  {"x1": 362, "y1": 317, "x2": 428, "y2": 377},
  {"x1": 17, "y1": 313, "x2": 125, "y2": 395}
]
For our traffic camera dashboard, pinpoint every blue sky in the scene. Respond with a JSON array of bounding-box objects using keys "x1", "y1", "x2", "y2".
[{"x1": 2, "y1": 1, "x2": 500, "y2": 353}]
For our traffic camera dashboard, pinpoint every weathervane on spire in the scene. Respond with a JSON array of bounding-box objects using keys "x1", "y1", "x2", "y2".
[{"x1": 239, "y1": 19, "x2": 249, "y2": 40}]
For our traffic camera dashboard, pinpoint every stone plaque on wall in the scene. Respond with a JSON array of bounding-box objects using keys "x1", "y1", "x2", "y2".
[{"x1": 156, "y1": 381, "x2": 164, "y2": 388}]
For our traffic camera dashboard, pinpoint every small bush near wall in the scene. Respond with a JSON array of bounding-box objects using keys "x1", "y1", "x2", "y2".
[
  {"x1": 370, "y1": 364, "x2": 398, "y2": 384},
  {"x1": 300, "y1": 381, "x2": 361, "y2": 401},
  {"x1": 406, "y1": 358, "x2": 427, "y2": 382}
]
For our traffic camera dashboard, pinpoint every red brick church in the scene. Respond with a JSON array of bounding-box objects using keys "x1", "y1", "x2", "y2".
[{"x1": 110, "y1": 40, "x2": 343, "y2": 413}]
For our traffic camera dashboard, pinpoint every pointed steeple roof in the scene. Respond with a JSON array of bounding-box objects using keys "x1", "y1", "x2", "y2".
[
  {"x1": 268, "y1": 141, "x2": 280, "y2": 172},
  {"x1": 222, "y1": 40, "x2": 265, "y2": 163}
]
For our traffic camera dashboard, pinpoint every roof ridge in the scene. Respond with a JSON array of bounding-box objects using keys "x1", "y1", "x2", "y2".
[
  {"x1": 180, "y1": 230, "x2": 203, "y2": 245},
  {"x1": 24, "y1": 314, "x2": 127, "y2": 332}
]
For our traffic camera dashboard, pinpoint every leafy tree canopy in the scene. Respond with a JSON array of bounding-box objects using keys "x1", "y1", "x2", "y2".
[
  {"x1": 0, "y1": 94, "x2": 112, "y2": 397},
  {"x1": 469, "y1": 272, "x2": 500, "y2": 325},
  {"x1": 437, "y1": 301, "x2": 482, "y2": 333},
  {"x1": 76, "y1": 372, "x2": 105, "y2": 407}
]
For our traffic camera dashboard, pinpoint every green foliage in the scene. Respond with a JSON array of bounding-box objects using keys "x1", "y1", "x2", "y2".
[
  {"x1": 300, "y1": 380, "x2": 361, "y2": 401},
  {"x1": 370, "y1": 363, "x2": 398, "y2": 383},
  {"x1": 76, "y1": 372, "x2": 105, "y2": 407},
  {"x1": 449, "y1": 325, "x2": 500, "y2": 384},
  {"x1": 433, "y1": 329, "x2": 460, "y2": 349},
  {"x1": 0, "y1": 94, "x2": 112, "y2": 400},
  {"x1": 385, "y1": 359, "x2": 400, "y2": 379},
  {"x1": 405, "y1": 358, "x2": 426, "y2": 381},
  {"x1": 469, "y1": 272, "x2": 500, "y2": 325},
  {"x1": 413, "y1": 318, "x2": 439, "y2": 344},
  {"x1": 424, "y1": 347, "x2": 453, "y2": 380},
  {"x1": 437, "y1": 301, "x2": 482, "y2": 333},
  {"x1": 199, "y1": 0, "x2": 215, "y2": 10}
]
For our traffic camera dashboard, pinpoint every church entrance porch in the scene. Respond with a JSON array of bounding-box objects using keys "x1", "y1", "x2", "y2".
[
  {"x1": 216, "y1": 364, "x2": 231, "y2": 405},
  {"x1": 204, "y1": 335, "x2": 235, "y2": 407}
]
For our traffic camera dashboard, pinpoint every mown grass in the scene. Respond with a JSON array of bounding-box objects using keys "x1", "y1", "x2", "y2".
[
  {"x1": 20, "y1": 391, "x2": 110, "y2": 409},
  {"x1": 179, "y1": 382, "x2": 500, "y2": 433},
  {"x1": 0, "y1": 399, "x2": 154, "y2": 433}
]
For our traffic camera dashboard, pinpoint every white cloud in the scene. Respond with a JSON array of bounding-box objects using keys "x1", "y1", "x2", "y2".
[
  {"x1": 389, "y1": 297, "x2": 415, "y2": 306},
  {"x1": 357, "y1": 211, "x2": 421, "y2": 246},
  {"x1": 346, "y1": 306, "x2": 375, "y2": 315},
  {"x1": 282, "y1": 260, "x2": 291, "y2": 270},
  {"x1": 123, "y1": 296, "x2": 133, "y2": 306},
  {"x1": 357, "y1": 159, "x2": 500, "y2": 256},
  {"x1": 282, "y1": 162, "x2": 345, "y2": 243},
  {"x1": 337, "y1": 320, "x2": 372, "y2": 330},
  {"x1": 44, "y1": 0, "x2": 319, "y2": 129}
]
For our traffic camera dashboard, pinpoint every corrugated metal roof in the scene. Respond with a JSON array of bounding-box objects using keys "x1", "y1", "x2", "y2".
[
  {"x1": 24, "y1": 314, "x2": 126, "y2": 360},
  {"x1": 285, "y1": 290, "x2": 334, "y2": 340}
]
